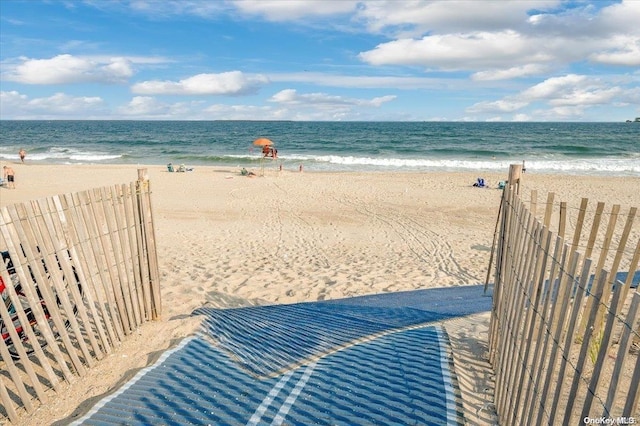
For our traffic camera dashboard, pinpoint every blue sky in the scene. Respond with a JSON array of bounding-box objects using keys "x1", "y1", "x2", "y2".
[{"x1": 1, "y1": 0, "x2": 639, "y2": 121}]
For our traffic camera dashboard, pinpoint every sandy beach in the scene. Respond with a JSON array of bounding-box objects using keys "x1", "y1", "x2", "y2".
[{"x1": 1, "y1": 162, "x2": 639, "y2": 424}]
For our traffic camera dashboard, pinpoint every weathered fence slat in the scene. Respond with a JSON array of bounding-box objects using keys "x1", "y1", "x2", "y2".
[
  {"x1": 137, "y1": 176, "x2": 161, "y2": 319},
  {"x1": 585, "y1": 202, "x2": 606, "y2": 260},
  {"x1": 580, "y1": 280, "x2": 627, "y2": 418},
  {"x1": 58, "y1": 194, "x2": 112, "y2": 357},
  {"x1": 0, "y1": 375, "x2": 18, "y2": 423},
  {"x1": 89, "y1": 188, "x2": 130, "y2": 335},
  {"x1": 558, "y1": 201, "x2": 567, "y2": 239},
  {"x1": 0, "y1": 171, "x2": 160, "y2": 423},
  {"x1": 100, "y1": 186, "x2": 135, "y2": 334},
  {"x1": 548, "y1": 257, "x2": 593, "y2": 420},
  {"x1": 0, "y1": 280, "x2": 38, "y2": 413},
  {"x1": 570, "y1": 198, "x2": 589, "y2": 258},
  {"x1": 489, "y1": 164, "x2": 639, "y2": 424},
  {"x1": 493, "y1": 202, "x2": 522, "y2": 415},
  {"x1": 2, "y1": 205, "x2": 64, "y2": 390},
  {"x1": 605, "y1": 290, "x2": 639, "y2": 415},
  {"x1": 623, "y1": 298, "x2": 640, "y2": 416},
  {"x1": 130, "y1": 181, "x2": 153, "y2": 321},
  {"x1": 524, "y1": 237, "x2": 569, "y2": 425},
  {"x1": 120, "y1": 184, "x2": 145, "y2": 325},
  {"x1": 543, "y1": 192, "x2": 555, "y2": 227},
  {"x1": 498, "y1": 213, "x2": 538, "y2": 419},
  {"x1": 581, "y1": 205, "x2": 619, "y2": 338},
  {"x1": 534, "y1": 250, "x2": 581, "y2": 425},
  {"x1": 35, "y1": 197, "x2": 94, "y2": 371},
  {"x1": 76, "y1": 190, "x2": 123, "y2": 344},
  {"x1": 494, "y1": 188, "x2": 524, "y2": 415}
]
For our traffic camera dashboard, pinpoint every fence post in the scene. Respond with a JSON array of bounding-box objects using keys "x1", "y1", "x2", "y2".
[
  {"x1": 137, "y1": 169, "x2": 162, "y2": 319},
  {"x1": 507, "y1": 164, "x2": 522, "y2": 195},
  {"x1": 493, "y1": 164, "x2": 523, "y2": 295}
]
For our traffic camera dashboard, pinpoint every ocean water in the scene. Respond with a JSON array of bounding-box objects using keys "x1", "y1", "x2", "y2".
[{"x1": 0, "y1": 121, "x2": 638, "y2": 176}]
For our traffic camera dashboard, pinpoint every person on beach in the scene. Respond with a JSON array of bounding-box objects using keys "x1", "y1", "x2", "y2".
[
  {"x1": 19, "y1": 148, "x2": 26, "y2": 163},
  {"x1": 3, "y1": 166, "x2": 15, "y2": 189},
  {"x1": 263, "y1": 147, "x2": 277, "y2": 158}
]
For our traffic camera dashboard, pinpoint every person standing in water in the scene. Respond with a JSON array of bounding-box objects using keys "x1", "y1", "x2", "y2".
[{"x1": 19, "y1": 148, "x2": 26, "y2": 163}]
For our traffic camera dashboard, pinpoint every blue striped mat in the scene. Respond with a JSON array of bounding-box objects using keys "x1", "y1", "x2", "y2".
[{"x1": 71, "y1": 285, "x2": 491, "y2": 425}]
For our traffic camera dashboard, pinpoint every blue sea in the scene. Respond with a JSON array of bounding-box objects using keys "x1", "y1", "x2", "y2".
[{"x1": 0, "y1": 121, "x2": 638, "y2": 176}]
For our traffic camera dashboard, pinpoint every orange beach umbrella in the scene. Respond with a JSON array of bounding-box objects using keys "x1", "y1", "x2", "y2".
[{"x1": 253, "y1": 137, "x2": 273, "y2": 146}]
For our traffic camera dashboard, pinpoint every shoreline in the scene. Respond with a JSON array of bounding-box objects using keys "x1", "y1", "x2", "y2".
[
  {"x1": 1, "y1": 160, "x2": 638, "y2": 178},
  {"x1": 2, "y1": 162, "x2": 639, "y2": 425},
  {"x1": 2, "y1": 162, "x2": 639, "y2": 207}
]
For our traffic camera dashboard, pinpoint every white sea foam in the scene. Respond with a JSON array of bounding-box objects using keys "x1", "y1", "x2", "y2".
[
  {"x1": 282, "y1": 154, "x2": 640, "y2": 176},
  {"x1": 0, "y1": 147, "x2": 122, "y2": 163}
]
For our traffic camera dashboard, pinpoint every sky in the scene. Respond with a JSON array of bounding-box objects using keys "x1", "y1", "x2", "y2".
[{"x1": 1, "y1": 0, "x2": 639, "y2": 122}]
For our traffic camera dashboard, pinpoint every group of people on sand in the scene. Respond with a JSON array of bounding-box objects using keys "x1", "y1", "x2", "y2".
[
  {"x1": 167, "y1": 163, "x2": 194, "y2": 173},
  {"x1": 1, "y1": 148, "x2": 25, "y2": 189},
  {"x1": 262, "y1": 145, "x2": 277, "y2": 158}
]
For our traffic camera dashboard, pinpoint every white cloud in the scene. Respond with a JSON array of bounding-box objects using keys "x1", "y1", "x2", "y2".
[
  {"x1": 231, "y1": 0, "x2": 357, "y2": 21},
  {"x1": 589, "y1": 36, "x2": 640, "y2": 67},
  {"x1": 370, "y1": 95, "x2": 396, "y2": 107},
  {"x1": 520, "y1": 74, "x2": 589, "y2": 100},
  {"x1": 119, "y1": 96, "x2": 171, "y2": 116},
  {"x1": 358, "y1": 0, "x2": 640, "y2": 79},
  {"x1": 3, "y1": 54, "x2": 135, "y2": 84},
  {"x1": 128, "y1": 0, "x2": 226, "y2": 17},
  {"x1": 356, "y1": 0, "x2": 559, "y2": 36},
  {"x1": 549, "y1": 87, "x2": 623, "y2": 107},
  {"x1": 131, "y1": 71, "x2": 269, "y2": 95},
  {"x1": 116, "y1": 96, "x2": 211, "y2": 119},
  {"x1": 467, "y1": 73, "x2": 637, "y2": 119},
  {"x1": 536, "y1": 0, "x2": 640, "y2": 38},
  {"x1": 466, "y1": 99, "x2": 529, "y2": 114},
  {"x1": 203, "y1": 103, "x2": 276, "y2": 119},
  {"x1": 538, "y1": 105, "x2": 588, "y2": 119},
  {"x1": 269, "y1": 72, "x2": 455, "y2": 89},
  {"x1": 0, "y1": 90, "x2": 106, "y2": 118},
  {"x1": 120, "y1": 0, "x2": 358, "y2": 21},
  {"x1": 599, "y1": 0, "x2": 640, "y2": 31},
  {"x1": 0, "y1": 88, "x2": 396, "y2": 121},
  {"x1": 0, "y1": 90, "x2": 28, "y2": 110},
  {"x1": 472, "y1": 64, "x2": 550, "y2": 81},
  {"x1": 262, "y1": 89, "x2": 397, "y2": 120},
  {"x1": 269, "y1": 89, "x2": 395, "y2": 108},
  {"x1": 359, "y1": 31, "x2": 549, "y2": 70},
  {"x1": 32, "y1": 92, "x2": 104, "y2": 111},
  {"x1": 512, "y1": 114, "x2": 531, "y2": 122}
]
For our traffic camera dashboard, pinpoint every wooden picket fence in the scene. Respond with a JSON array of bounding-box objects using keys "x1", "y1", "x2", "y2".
[
  {"x1": 0, "y1": 170, "x2": 161, "y2": 423},
  {"x1": 487, "y1": 165, "x2": 639, "y2": 424}
]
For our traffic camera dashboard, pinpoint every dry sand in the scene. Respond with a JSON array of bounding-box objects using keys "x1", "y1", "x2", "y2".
[{"x1": 1, "y1": 162, "x2": 638, "y2": 425}]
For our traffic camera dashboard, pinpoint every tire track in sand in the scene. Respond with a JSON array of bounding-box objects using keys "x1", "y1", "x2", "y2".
[{"x1": 334, "y1": 193, "x2": 477, "y2": 284}]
